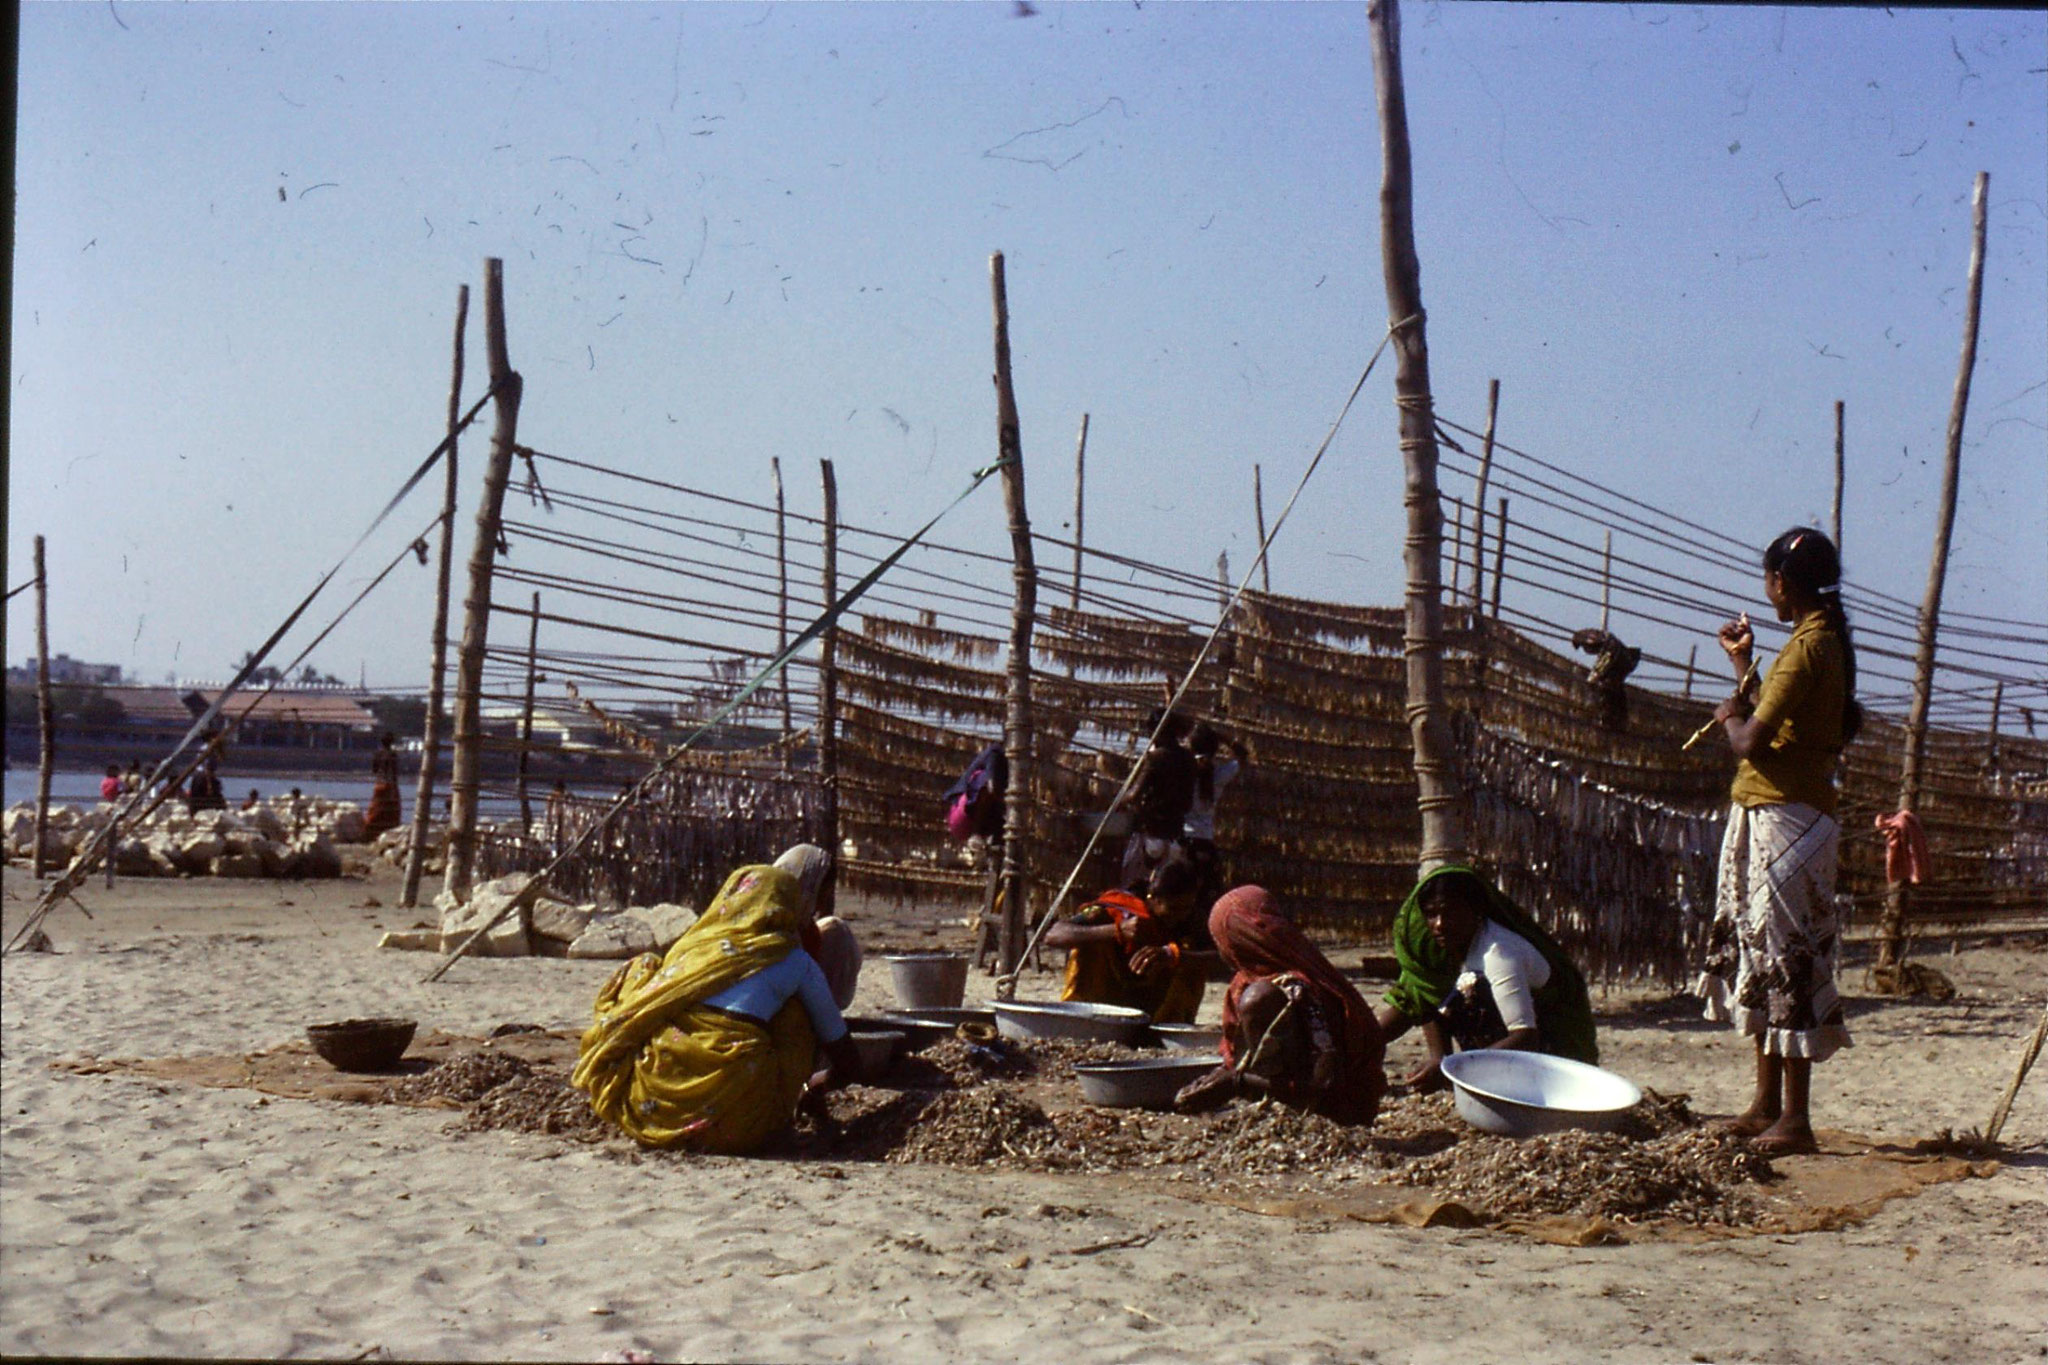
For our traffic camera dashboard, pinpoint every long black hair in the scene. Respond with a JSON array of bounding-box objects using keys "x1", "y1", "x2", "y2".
[{"x1": 1763, "y1": 527, "x2": 1863, "y2": 743}]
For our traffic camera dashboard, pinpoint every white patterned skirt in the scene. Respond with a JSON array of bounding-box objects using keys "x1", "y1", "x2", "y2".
[{"x1": 1696, "y1": 802, "x2": 1852, "y2": 1063}]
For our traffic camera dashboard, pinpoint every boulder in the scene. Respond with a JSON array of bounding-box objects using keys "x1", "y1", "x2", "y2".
[
  {"x1": 213, "y1": 852, "x2": 267, "y2": 878},
  {"x1": 376, "y1": 929, "x2": 441, "y2": 952},
  {"x1": 112, "y1": 838, "x2": 157, "y2": 877},
  {"x1": 241, "y1": 807, "x2": 286, "y2": 840},
  {"x1": 531, "y1": 897, "x2": 599, "y2": 945},
  {"x1": 625, "y1": 902, "x2": 698, "y2": 951},
  {"x1": 566, "y1": 915, "x2": 658, "y2": 960},
  {"x1": 285, "y1": 835, "x2": 343, "y2": 880},
  {"x1": 176, "y1": 834, "x2": 227, "y2": 870},
  {"x1": 436, "y1": 876, "x2": 534, "y2": 957},
  {"x1": 329, "y1": 808, "x2": 367, "y2": 844}
]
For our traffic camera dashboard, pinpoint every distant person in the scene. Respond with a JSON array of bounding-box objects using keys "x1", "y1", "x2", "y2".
[
  {"x1": 241, "y1": 788, "x2": 262, "y2": 812},
  {"x1": 100, "y1": 765, "x2": 124, "y2": 803},
  {"x1": 122, "y1": 760, "x2": 144, "y2": 795},
  {"x1": 546, "y1": 780, "x2": 572, "y2": 846},
  {"x1": 1182, "y1": 723, "x2": 1248, "y2": 908},
  {"x1": 364, "y1": 733, "x2": 402, "y2": 838},
  {"x1": 185, "y1": 761, "x2": 228, "y2": 813},
  {"x1": 1121, "y1": 708, "x2": 1196, "y2": 888}
]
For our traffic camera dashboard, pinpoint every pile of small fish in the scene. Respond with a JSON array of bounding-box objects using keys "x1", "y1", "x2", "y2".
[
  {"x1": 1399, "y1": 1124, "x2": 1774, "y2": 1224},
  {"x1": 386, "y1": 1050, "x2": 534, "y2": 1105}
]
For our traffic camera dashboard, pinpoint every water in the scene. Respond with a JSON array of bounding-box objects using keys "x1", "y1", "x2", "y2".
[{"x1": 4, "y1": 769, "x2": 552, "y2": 821}]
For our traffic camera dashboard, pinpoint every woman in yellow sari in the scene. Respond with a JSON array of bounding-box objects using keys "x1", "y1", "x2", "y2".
[{"x1": 570, "y1": 861, "x2": 861, "y2": 1152}]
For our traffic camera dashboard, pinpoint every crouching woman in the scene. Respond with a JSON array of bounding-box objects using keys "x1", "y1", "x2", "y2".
[{"x1": 571, "y1": 862, "x2": 861, "y2": 1153}]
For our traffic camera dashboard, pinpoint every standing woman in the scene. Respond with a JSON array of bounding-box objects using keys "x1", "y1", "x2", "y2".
[{"x1": 1699, "y1": 527, "x2": 1860, "y2": 1155}]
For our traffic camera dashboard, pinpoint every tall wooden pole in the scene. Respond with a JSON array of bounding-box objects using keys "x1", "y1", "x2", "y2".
[
  {"x1": 990, "y1": 252, "x2": 1038, "y2": 980},
  {"x1": 1599, "y1": 530, "x2": 1614, "y2": 633},
  {"x1": 1467, "y1": 378, "x2": 1499, "y2": 606},
  {"x1": 516, "y1": 592, "x2": 540, "y2": 840},
  {"x1": 1878, "y1": 172, "x2": 1989, "y2": 979},
  {"x1": 1987, "y1": 680, "x2": 2004, "y2": 770},
  {"x1": 1446, "y1": 499, "x2": 1465, "y2": 612},
  {"x1": 1070, "y1": 413, "x2": 1089, "y2": 614},
  {"x1": 1684, "y1": 644, "x2": 1699, "y2": 702},
  {"x1": 772, "y1": 456, "x2": 793, "y2": 766},
  {"x1": 32, "y1": 535, "x2": 53, "y2": 879},
  {"x1": 1253, "y1": 464, "x2": 1272, "y2": 594},
  {"x1": 442, "y1": 258, "x2": 521, "y2": 905},
  {"x1": 403, "y1": 284, "x2": 468, "y2": 908},
  {"x1": 1831, "y1": 399, "x2": 1846, "y2": 557},
  {"x1": 818, "y1": 459, "x2": 840, "y2": 859},
  {"x1": 1489, "y1": 497, "x2": 1509, "y2": 621},
  {"x1": 1371, "y1": 0, "x2": 1467, "y2": 873}
]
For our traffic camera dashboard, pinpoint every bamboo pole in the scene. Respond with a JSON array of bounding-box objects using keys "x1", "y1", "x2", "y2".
[
  {"x1": 1984, "y1": 1002, "x2": 2047, "y2": 1146},
  {"x1": 442, "y1": 258, "x2": 521, "y2": 905},
  {"x1": 1684, "y1": 643, "x2": 1699, "y2": 702},
  {"x1": 403, "y1": 284, "x2": 468, "y2": 909},
  {"x1": 1070, "y1": 414, "x2": 1089, "y2": 614},
  {"x1": 32, "y1": 535, "x2": 53, "y2": 879},
  {"x1": 1599, "y1": 530, "x2": 1614, "y2": 633},
  {"x1": 1831, "y1": 399, "x2": 1846, "y2": 557},
  {"x1": 1446, "y1": 499, "x2": 1464, "y2": 613},
  {"x1": 1489, "y1": 497, "x2": 1508, "y2": 620},
  {"x1": 1987, "y1": 680, "x2": 2004, "y2": 769},
  {"x1": 516, "y1": 591, "x2": 540, "y2": 840},
  {"x1": 818, "y1": 458, "x2": 840, "y2": 859},
  {"x1": 1878, "y1": 172, "x2": 1988, "y2": 980},
  {"x1": 1370, "y1": 0, "x2": 1466, "y2": 874},
  {"x1": 990, "y1": 251, "x2": 1038, "y2": 980},
  {"x1": 773, "y1": 456, "x2": 793, "y2": 766},
  {"x1": 1253, "y1": 464, "x2": 1272, "y2": 594},
  {"x1": 1467, "y1": 378, "x2": 1499, "y2": 605}
]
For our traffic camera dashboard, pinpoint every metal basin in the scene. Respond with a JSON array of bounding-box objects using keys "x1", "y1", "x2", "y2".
[
  {"x1": 1439, "y1": 1050, "x2": 1642, "y2": 1137},
  {"x1": 847, "y1": 1029, "x2": 906, "y2": 1078},
  {"x1": 1073, "y1": 1054, "x2": 1225, "y2": 1109},
  {"x1": 884, "y1": 953, "x2": 970, "y2": 1010},
  {"x1": 993, "y1": 1000, "x2": 1150, "y2": 1046},
  {"x1": 876, "y1": 1007, "x2": 997, "y2": 1051},
  {"x1": 1149, "y1": 1022, "x2": 1224, "y2": 1052}
]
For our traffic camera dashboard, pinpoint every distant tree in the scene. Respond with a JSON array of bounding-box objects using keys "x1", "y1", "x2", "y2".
[
  {"x1": 3, "y1": 684, "x2": 35, "y2": 728},
  {"x1": 364, "y1": 695, "x2": 428, "y2": 739}
]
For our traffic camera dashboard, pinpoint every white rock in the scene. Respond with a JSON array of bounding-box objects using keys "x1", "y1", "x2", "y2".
[
  {"x1": 329, "y1": 809, "x2": 367, "y2": 844},
  {"x1": 377, "y1": 929, "x2": 441, "y2": 951},
  {"x1": 178, "y1": 834, "x2": 227, "y2": 868},
  {"x1": 213, "y1": 852, "x2": 267, "y2": 878},
  {"x1": 625, "y1": 902, "x2": 698, "y2": 951},
  {"x1": 532, "y1": 897, "x2": 599, "y2": 944},
  {"x1": 566, "y1": 915, "x2": 658, "y2": 960},
  {"x1": 286, "y1": 834, "x2": 343, "y2": 880},
  {"x1": 436, "y1": 876, "x2": 534, "y2": 957}
]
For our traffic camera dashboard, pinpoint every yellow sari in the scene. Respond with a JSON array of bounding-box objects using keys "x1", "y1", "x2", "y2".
[{"x1": 570, "y1": 865, "x2": 820, "y2": 1152}]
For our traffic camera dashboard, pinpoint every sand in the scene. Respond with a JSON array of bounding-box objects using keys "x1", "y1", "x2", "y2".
[{"x1": 3, "y1": 862, "x2": 2044, "y2": 1363}]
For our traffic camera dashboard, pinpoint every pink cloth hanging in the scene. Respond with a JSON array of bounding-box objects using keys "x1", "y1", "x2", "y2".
[{"x1": 1874, "y1": 810, "x2": 1931, "y2": 885}]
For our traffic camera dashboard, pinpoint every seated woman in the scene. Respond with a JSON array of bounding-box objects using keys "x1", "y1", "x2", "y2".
[
  {"x1": 773, "y1": 843, "x2": 863, "y2": 1011},
  {"x1": 1374, "y1": 867, "x2": 1598, "y2": 1091},
  {"x1": 1174, "y1": 886, "x2": 1386, "y2": 1125},
  {"x1": 1044, "y1": 858, "x2": 1218, "y2": 1024},
  {"x1": 570, "y1": 861, "x2": 862, "y2": 1152}
]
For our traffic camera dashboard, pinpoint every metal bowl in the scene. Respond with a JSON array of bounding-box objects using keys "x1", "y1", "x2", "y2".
[
  {"x1": 1439, "y1": 1050, "x2": 1642, "y2": 1137},
  {"x1": 993, "y1": 1000, "x2": 1150, "y2": 1046},
  {"x1": 306, "y1": 1017, "x2": 418, "y2": 1073},
  {"x1": 847, "y1": 1029, "x2": 906, "y2": 1078},
  {"x1": 1073, "y1": 1055, "x2": 1225, "y2": 1109},
  {"x1": 1149, "y1": 1022, "x2": 1224, "y2": 1052},
  {"x1": 876, "y1": 1008, "x2": 997, "y2": 1051}
]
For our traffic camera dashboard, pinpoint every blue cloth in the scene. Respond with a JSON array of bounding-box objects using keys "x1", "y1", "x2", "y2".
[{"x1": 700, "y1": 948, "x2": 849, "y2": 1044}]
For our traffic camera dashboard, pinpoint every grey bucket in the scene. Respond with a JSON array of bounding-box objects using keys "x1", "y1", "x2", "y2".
[{"x1": 885, "y1": 952, "x2": 970, "y2": 1010}]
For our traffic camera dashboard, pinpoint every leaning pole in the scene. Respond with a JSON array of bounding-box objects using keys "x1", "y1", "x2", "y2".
[{"x1": 1369, "y1": 0, "x2": 1468, "y2": 873}]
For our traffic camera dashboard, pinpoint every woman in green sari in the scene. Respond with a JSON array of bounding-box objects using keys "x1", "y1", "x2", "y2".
[{"x1": 1375, "y1": 866, "x2": 1598, "y2": 1090}]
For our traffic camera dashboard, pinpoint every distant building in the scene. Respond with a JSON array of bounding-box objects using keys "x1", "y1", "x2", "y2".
[
  {"x1": 89, "y1": 686, "x2": 380, "y2": 752},
  {"x1": 7, "y1": 655, "x2": 122, "y2": 687}
]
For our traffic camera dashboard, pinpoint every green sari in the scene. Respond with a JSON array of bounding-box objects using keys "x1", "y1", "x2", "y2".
[{"x1": 1383, "y1": 865, "x2": 1599, "y2": 1065}]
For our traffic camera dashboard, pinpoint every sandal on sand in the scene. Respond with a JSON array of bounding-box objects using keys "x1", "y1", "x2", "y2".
[{"x1": 1750, "y1": 1131, "x2": 1819, "y2": 1157}]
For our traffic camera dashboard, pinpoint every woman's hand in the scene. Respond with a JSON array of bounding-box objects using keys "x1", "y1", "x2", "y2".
[
  {"x1": 1717, "y1": 613, "x2": 1754, "y2": 673},
  {"x1": 1128, "y1": 943, "x2": 1180, "y2": 978},
  {"x1": 1401, "y1": 1056, "x2": 1450, "y2": 1092},
  {"x1": 1712, "y1": 693, "x2": 1752, "y2": 725},
  {"x1": 1173, "y1": 1065, "x2": 1240, "y2": 1113}
]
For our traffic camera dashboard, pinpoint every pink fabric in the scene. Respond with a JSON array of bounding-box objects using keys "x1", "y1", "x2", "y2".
[{"x1": 1874, "y1": 810, "x2": 1931, "y2": 885}]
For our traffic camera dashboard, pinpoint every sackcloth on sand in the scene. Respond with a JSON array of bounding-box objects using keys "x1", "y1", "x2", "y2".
[
  {"x1": 1383, "y1": 865, "x2": 1599, "y2": 1065},
  {"x1": 1059, "y1": 889, "x2": 1206, "y2": 1024},
  {"x1": 570, "y1": 865, "x2": 818, "y2": 1152},
  {"x1": 1210, "y1": 886, "x2": 1385, "y2": 1125},
  {"x1": 1697, "y1": 802, "x2": 1851, "y2": 1063}
]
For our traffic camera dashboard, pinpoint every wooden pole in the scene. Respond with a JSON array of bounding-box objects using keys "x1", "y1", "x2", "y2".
[
  {"x1": 1984, "y1": 1003, "x2": 2048, "y2": 1146},
  {"x1": 1489, "y1": 497, "x2": 1508, "y2": 620},
  {"x1": 1446, "y1": 499, "x2": 1465, "y2": 614},
  {"x1": 1216, "y1": 551, "x2": 1231, "y2": 613},
  {"x1": 516, "y1": 591, "x2": 540, "y2": 841},
  {"x1": 1684, "y1": 643, "x2": 1699, "y2": 702},
  {"x1": 402, "y1": 284, "x2": 468, "y2": 909},
  {"x1": 32, "y1": 535, "x2": 53, "y2": 879},
  {"x1": 773, "y1": 456, "x2": 793, "y2": 767},
  {"x1": 1467, "y1": 378, "x2": 1499, "y2": 606},
  {"x1": 1253, "y1": 463, "x2": 1272, "y2": 594},
  {"x1": 1070, "y1": 413, "x2": 1089, "y2": 614},
  {"x1": 1831, "y1": 399, "x2": 1846, "y2": 557},
  {"x1": 1599, "y1": 530, "x2": 1614, "y2": 633},
  {"x1": 442, "y1": 258, "x2": 521, "y2": 905},
  {"x1": 1987, "y1": 680, "x2": 2004, "y2": 769},
  {"x1": 818, "y1": 459, "x2": 840, "y2": 860},
  {"x1": 990, "y1": 251, "x2": 1038, "y2": 981},
  {"x1": 1878, "y1": 172, "x2": 1989, "y2": 979},
  {"x1": 1370, "y1": 0, "x2": 1467, "y2": 873}
]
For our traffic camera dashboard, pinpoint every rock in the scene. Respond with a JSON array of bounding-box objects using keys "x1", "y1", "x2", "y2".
[
  {"x1": 241, "y1": 807, "x2": 285, "y2": 840},
  {"x1": 213, "y1": 852, "x2": 267, "y2": 878},
  {"x1": 329, "y1": 808, "x2": 367, "y2": 844},
  {"x1": 566, "y1": 915, "x2": 658, "y2": 960},
  {"x1": 436, "y1": 875, "x2": 534, "y2": 957},
  {"x1": 177, "y1": 834, "x2": 227, "y2": 870},
  {"x1": 112, "y1": 838, "x2": 156, "y2": 877},
  {"x1": 531, "y1": 897, "x2": 599, "y2": 944},
  {"x1": 285, "y1": 834, "x2": 343, "y2": 880},
  {"x1": 625, "y1": 902, "x2": 698, "y2": 951},
  {"x1": 377, "y1": 929, "x2": 441, "y2": 951}
]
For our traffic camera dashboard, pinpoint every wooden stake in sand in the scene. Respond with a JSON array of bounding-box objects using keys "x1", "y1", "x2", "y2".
[
  {"x1": 1370, "y1": 0, "x2": 1467, "y2": 873},
  {"x1": 32, "y1": 535, "x2": 54, "y2": 880},
  {"x1": 1984, "y1": 1002, "x2": 2048, "y2": 1146},
  {"x1": 989, "y1": 251, "x2": 1038, "y2": 978},
  {"x1": 1878, "y1": 173, "x2": 1988, "y2": 982},
  {"x1": 403, "y1": 284, "x2": 469, "y2": 909},
  {"x1": 443, "y1": 258, "x2": 522, "y2": 905}
]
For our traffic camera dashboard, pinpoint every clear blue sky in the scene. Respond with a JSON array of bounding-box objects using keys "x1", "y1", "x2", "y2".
[{"x1": 9, "y1": 3, "x2": 2044, "y2": 711}]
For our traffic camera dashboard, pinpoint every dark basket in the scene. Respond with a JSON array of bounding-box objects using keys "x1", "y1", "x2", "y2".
[{"x1": 306, "y1": 1017, "x2": 419, "y2": 1073}]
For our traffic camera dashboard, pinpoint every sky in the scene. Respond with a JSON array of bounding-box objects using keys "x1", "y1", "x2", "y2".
[{"x1": 7, "y1": 2, "x2": 2044, "y2": 717}]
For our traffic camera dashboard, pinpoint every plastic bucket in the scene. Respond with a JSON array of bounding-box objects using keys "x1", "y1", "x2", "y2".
[{"x1": 885, "y1": 952, "x2": 970, "y2": 1010}]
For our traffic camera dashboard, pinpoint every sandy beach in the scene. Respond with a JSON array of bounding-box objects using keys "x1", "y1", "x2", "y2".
[{"x1": 3, "y1": 862, "x2": 2043, "y2": 1363}]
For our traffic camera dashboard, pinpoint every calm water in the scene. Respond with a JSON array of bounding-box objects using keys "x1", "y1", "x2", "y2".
[{"x1": 4, "y1": 769, "x2": 554, "y2": 821}]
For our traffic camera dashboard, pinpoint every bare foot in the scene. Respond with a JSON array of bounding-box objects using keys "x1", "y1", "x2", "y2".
[
  {"x1": 1717, "y1": 1108, "x2": 1779, "y2": 1138},
  {"x1": 1750, "y1": 1120, "x2": 1819, "y2": 1156}
]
